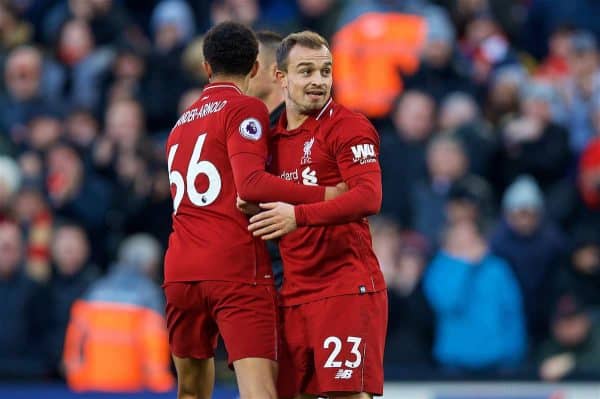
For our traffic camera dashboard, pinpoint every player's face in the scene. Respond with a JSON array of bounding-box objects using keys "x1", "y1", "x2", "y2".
[
  {"x1": 280, "y1": 45, "x2": 332, "y2": 115},
  {"x1": 247, "y1": 44, "x2": 272, "y2": 100}
]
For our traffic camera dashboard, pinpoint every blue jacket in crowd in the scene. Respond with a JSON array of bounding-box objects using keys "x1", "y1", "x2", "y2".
[{"x1": 424, "y1": 251, "x2": 526, "y2": 370}]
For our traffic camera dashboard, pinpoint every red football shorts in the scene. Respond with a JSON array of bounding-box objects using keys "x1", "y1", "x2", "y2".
[
  {"x1": 277, "y1": 290, "x2": 388, "y2": 397},
  {"x1": 164, "y1": 281, "x2": 278, "y2": 365}
]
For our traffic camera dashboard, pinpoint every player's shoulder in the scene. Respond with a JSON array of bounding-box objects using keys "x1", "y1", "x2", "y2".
[
  {"x1": 227, "y1": 93, "x2": 269, "y2": 114},
  {"x1": 320, "y1": 101, "x2": 377, "y2": 137}
]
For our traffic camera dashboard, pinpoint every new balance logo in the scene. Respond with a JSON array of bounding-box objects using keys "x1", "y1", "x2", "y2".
[
  {"x1": 334, "y1": 369, "x2": 353, "y2": 379},
  {"x1": 351, "y1": 144, "x2": 376, "y2": 164},
  {"x1": 302, "y1": 167, "x2": 318, "y2": 186}
]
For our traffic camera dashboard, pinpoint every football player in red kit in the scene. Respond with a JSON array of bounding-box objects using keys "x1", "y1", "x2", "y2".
[
  {"x1": 163, "y1": 23, "x2": 344, "y2": 399},
  {"x1": 246, "y1": 31, "x2": 388, "y2": 398}
]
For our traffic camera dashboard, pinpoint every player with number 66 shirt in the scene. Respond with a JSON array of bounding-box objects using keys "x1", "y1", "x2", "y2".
[{"x1": 163, "y1": 22, "x2": 343, "y2": 399}]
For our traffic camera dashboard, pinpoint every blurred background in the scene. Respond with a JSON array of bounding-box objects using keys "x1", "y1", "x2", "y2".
[{"x1": 0, "y1": 0, "x2": 599, "y2": 397}]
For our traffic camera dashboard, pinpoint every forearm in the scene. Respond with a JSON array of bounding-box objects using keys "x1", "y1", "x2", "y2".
[
  {"x1": 231, "y1": 153, "x2": 325, "y2": 204},
  {"x1": 294, "y1": 172, "x2": 381, "y2": 226}
]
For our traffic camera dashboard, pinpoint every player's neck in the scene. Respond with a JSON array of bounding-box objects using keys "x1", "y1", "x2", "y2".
[
  {"x1": 264, "y1": 90, "x2": 284, "y2": 114},
  {"x1": 285, "y1": 109, "x2": 310, "y2": 130},
  {"x1": 209, "y1": 74, "x2": 249, "y2": 94}
]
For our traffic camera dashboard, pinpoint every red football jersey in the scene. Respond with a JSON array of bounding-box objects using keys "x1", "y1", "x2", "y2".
[
  {"x1": 164, "y1": 83, "x2": 325, "y2": 284},
  {"x1": 269, "y1": 99, "x2": 386, "y2": 306}
]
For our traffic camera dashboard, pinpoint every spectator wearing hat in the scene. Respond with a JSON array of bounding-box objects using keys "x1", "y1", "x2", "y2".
[
  {"x1": 424, "y1": 220, "x2": 526, "y2": 372},
  {"x1": 403, "y1": 6, "x2": 476, "y2": 102},
  {"x1": 485, "y1": 64, "x2": 527, "y2": 125},
  {"x1": 445, "y1": 175, "x2": 495, "y2": 234},
  {"x1": 490, "y1": 175, "x2": 567, "y2": 346},
  {"x1": 144, "y1": 0, "x2": 196, "y2": 132},
  {"x1": 538, "y1": 294, "x2": 600, "y2": 381},
  {"x1": 562, "y1": 30, "x2": 600, "y2": 154}
]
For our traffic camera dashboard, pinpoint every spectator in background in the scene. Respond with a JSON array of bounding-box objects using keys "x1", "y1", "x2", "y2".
[
  {"x1": 460, "y1": 11, "x2": 518, "y2": 84},
  {"x1": 0, "y1": 1, "x2": 33, "y2": 52},
  {"x1": 538, "y1": 294, "x2": 600, "y2": 381},
  {"x1": 0, "y1": 221, "x2": 52, "y2": 379},
  {"x1": 445, "y1": 175, "x2": 495, "y2": 233},
  {"x1": 12, "y1": 185, "x2": 53, "y2": 282},
  {"x1": 63, "y1": 233, "x2": 173, "y2": 392},
  {"x1": 43, "y1": 0, "x2": 131, "y2": 47},
  {"x1": 55, "y1": 18, "x2": 114, "y2": 110},
  {"x1": 24, "y1": 107, "x2": 64, "y2": 154},
  {"x1": 404, "y1": 7, "x2": 475, "y2": 101},
  {"x1": 438, "y1": 92, "x2": 497, "y2": 178},
  {"x1": 439, "y1": 91, "x2": 480, "y2": 132},
  {"x1": 380, "y1": 90, "x2": 435, "y2": 226},
  {"x1": 177, "y1": 87, "x2": 203, "y2": 116},
  {"x1": 371, "y1": 215, "x2": 403, "y2": 283},
  {"x1": 555, "y1": 227, "x2": 600, "y2": 311},
  {"x1": 145, "y1": 0, "x2": 196, "y2": 131},
  {"x1": 94, "y1": 98, "x2": 147, "y2": 175},
  {"x1": 295, "y1": 0, "x2": 345, "y2": 42},
  {"x1": 371, "y1": 217, "x2": 434, "y2": 375},
  {"x1": 181, "y1": 37, "x2": 208, "y2": 88},
  {"x1": 94, "y1": 98, "x2": 165, "y2": 246},
  {"x1": 490, "y1": 175, "x2": 566, "y2": 346},
  {"x1": 562, "y1": 31, "x2": 600, "y2": 154},
  {"x1": 0, "y1": 156, "x2": 21, "y2": 222},
  {"x1": 523, "y1": 0, "x2": 600, "y2": 60},
  {"x1": 64, "y1": 107, "x2": 99, "y2": 167},
  {"x1": 100, "y1": 43, "x2": 147, "y2": 113},
  {"x1": 46, "y1": 142, "x2": 112, "y2": 266},
  {"x1": 535, "y1": 25, "x2": 574, "y2": 84},
  {"x1": 48, "y1": 223, "x2": 99, "y2": 374},
  {"x1": 485, "y1": 65, "x2": 526, "y2": 125},
  {"x1": 496, "y1": 81, "x2": 571, "y2": 194},
  {"x1": 578, "y1": 138, "x2": 600, "y2": 214},
  {"x1": 411, "y1": 135, "x2": 478, "y2": 245},
  {"x1": 424, "y1": 220, "x2": 526, "y2": 373},
  {"x1": 0, "y1": 46, "x2": 60, "y2": 140}
]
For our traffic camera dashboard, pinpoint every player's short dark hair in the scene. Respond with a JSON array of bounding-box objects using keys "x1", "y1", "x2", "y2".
[
  {"x1": 276, "y1": 31, "x2": 329, "y2": 72},
  {"x1": 256, "y1": 30, "x2": 283, "y2": 52},
  {"x1": 203, "y1": 22, "x2": 258, "y2": 76}
]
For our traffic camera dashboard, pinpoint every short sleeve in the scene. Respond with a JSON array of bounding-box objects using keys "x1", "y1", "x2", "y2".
[
  {"x1": 330, "y1": 115, "x2": 381, "y2": 181},
  {"x1": 226, "y1": 97, "x2": 271, "y2": 160}
]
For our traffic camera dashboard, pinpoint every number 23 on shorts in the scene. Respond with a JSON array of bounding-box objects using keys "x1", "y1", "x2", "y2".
[{"x1": 323, "y1": 336, "x2": 363, "y2": 369}]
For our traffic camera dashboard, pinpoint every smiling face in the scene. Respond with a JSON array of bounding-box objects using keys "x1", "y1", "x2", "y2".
[{"x1": 278, "y1": 44, "x2": 332, "y2": 116}]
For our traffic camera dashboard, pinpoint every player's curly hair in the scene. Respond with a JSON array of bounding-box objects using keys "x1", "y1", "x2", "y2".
[{"x1": 202, "y1": 22, "x2": 259, "y2": 76}]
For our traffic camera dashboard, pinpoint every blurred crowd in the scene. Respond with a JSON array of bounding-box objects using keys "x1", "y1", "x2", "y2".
[{"x1": 0, "y1": 0, "x2": 599, "y2": 390}]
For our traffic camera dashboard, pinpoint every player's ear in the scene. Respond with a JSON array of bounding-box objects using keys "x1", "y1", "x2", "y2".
[
  {"x1": 249, "y1": 60, "x2": 259, "y2": 78},
  {"x1": 203, "y1": 61, "x2": 212, "y2": 80},
  {"x1": 275, "y1": 69, "x2": 287, "y2": 88}
]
